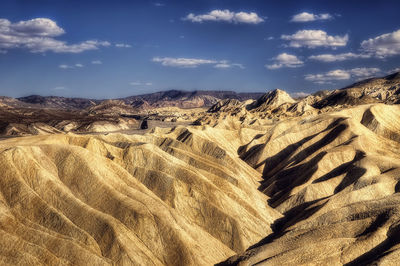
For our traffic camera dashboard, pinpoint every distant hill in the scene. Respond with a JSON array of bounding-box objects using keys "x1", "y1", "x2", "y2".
[
  {"x1": 17, "y1": 95, "x2": 100, "y2": 110},
  {"x1": 313, "y1": 71, "x2": 400, "y2": 109},
  {"x1": 121, "y1": 90, "x2": 264, "y2": 109},
  {"x1": 15, "y1": 90, "x2": 264, "y2": 110}
]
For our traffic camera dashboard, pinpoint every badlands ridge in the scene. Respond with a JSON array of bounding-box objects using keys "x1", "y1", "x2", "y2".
[{"x1": 0, "y1": 72, "x2": 400, "y2": 265}]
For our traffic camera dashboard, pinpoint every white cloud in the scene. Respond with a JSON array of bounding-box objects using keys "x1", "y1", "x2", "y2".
[
  {"x1": 183, "y1": 9, "x2": 264, "y2": 24},
  {"x1": 266, "y1": 53, "x2": 304, "y2": 69},
  {"x1": 115, "y1": 43, "x2": 132, "y2": 48},
  {"x1": 214, "y1": 63, "x2": 231, "y2": 69},
  {"x1": 130, "y1": 81, "x2": 152, "y2": 86},
  {"x1": 291, "y1": 12, "x2": 333, "y2": 22},
  {"x1": 152, "y1": 57, "x2": 217, "y2": 68},
  {"x1": 152, "y1": 57, "x2": 244, "y2": 69},
  {"x1": 59, "y1": 63, "x2": 87, "y2": 69},
  {"x1": 214, "y1": 60, "x2": 244, "y2": 69},
  {"x1": 154, "y1": 3, "x2": 165, "y2": 7},
  {"x1": 59, "y1": 64, "x2": 73, "y2": 69},
  {"x1": 91, "y1": 60, "x2": 102, "y2": 64},
  {"x1": 361, "y1": 29, "x2": 400, "y2": 58},
  {"x1": 305, "y1": 70, "x2": 350, "y2": 84},
  {"x1": 350, "y1": 67, "x2": 381, "y2": 77},
  {"x1": 305, "y1": 67, "x2": 381, "y2": 83},
  {"x1": 0, "y1": 18, "x2": 110, "y2": 53},
  {"x1": 309, "y1": 52, "x2": 370, "y2": 62},
  {"x1": 281, "y1": 30, "x2": 348, "y2": 48},
  {"x1": 9, "y1": 18, "x2": 65, "y2": 37}
]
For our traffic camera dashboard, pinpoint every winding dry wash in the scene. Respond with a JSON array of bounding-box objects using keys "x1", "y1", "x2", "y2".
[{"x1": 0, "y1": 72, "x2": 399, "y2": 265}]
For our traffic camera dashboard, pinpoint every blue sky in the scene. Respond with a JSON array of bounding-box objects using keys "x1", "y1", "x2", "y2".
[{"x1": 0, "y1": 0, "x2": 399, "y2": 98}]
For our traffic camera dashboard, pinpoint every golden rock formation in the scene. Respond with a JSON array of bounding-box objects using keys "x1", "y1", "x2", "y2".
[
  {"x1": 221, "y1": 104, "x2": 400, "y2": 265},
  {"x1": 0, "y1": 126, "x2": 280, "y2": 265}
]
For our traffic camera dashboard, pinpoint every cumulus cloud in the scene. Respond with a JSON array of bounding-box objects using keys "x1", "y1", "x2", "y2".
[
  {"x1": 281, "y1": 30, "x2": 348, "y2": 48},
  {"x1": 91, "y1": 60, "x2": 102, "y2": 64},
  {"x1": 361, "y1": 29, "x2": 400, "y2": 58},
  {"x1": 350, "y1": 67, "x2": 381, "y2": 77},
  {"x1": 305, "y1": 70, "x2": 350, "y2": 83},
  {"x1": 266, "y1": 53, "x2": 304, "y2": 69},
  {"x1": 183, "y1": 9, "x2": 264, "y2": 24},
  {"x1": 291, "y1": 12, "x2": 333, "y2": 22},
  {"x1": 59, "y1": 64, "x2": 73, "y2": 69},
  {"x1": 9, "y1": 18, "x2": 65, "y2": 36},
  {"x1": 59, "y1": 63, "x2": 86, "y2": 69},
  {"x1": 152, "y1": 57, "x2": 244, "y2": 69},
  {"x1": 214, "y1": 60, "x2": 244, "y2": 69},
  {"x1": 0, "y1": 18, "x2": 110, "y2": 53},
  {"x1": 130, "y1": 81, "x2": 152, "y2": 86},
  {"x1": 152, "y1": 57, "x2": 217, "y2": 68},
  {"x1": 305, "y1": 67, "x2": 381, "y2": 83},
  {"x1": 309, "y1": 52, "x2": 370, "y2": 62},
  {"x1": 115, "y1": 43, "x2": 132, "y2": 48}
]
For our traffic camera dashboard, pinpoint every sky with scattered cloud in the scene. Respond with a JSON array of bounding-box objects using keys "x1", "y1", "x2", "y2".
[{"x1": 0, "y1": 0, "x2": 399, "y2": 98}]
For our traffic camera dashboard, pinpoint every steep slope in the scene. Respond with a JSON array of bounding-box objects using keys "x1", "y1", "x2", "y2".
[
  {"x1": 0, "y1": 126, "x2": 280, "y2": 265},
  {"x1": 313, "y1": 72, "x2": 400, "y2": 109},
  {"x1": 196, "y1": 89, "x2": 316, "y2": 128},
  {"x1": 221, "y1": 103, "x2": 400, "y2": 265},
  {"x1": 247, "y1": 89, "x2": 295, "y2": 112}
]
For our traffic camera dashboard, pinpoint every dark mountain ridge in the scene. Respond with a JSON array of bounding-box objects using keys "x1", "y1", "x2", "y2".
[{"x1": 15, "y1": 90, "x2": 264, "y2": 110}]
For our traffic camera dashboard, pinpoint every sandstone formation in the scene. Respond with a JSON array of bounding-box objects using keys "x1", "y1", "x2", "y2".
[
  {"x1": 221, "y1": 103, "x2": 400, "y2": 265},
  {"x1": 0, "y1": 126, "x2": 280, "y2": 265}
]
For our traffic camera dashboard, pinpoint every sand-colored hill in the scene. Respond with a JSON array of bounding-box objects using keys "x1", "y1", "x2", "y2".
[
  {"x1": 0, "y1": 126, "x2": 280, "y2": 265},
  {"x1": 313, "y1": 72, "x2": 400, "y2": 109},
  {"x1": 3, "y1": 102, "x2": 400, "y2": 265},
  {"x1": 221, "y1": 103, "x2": 400, "y2": 265}
]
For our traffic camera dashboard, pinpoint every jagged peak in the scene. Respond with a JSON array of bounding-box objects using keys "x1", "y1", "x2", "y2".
[{"x1": 249, "y1": 89, "x2": 295, "y2": 111}]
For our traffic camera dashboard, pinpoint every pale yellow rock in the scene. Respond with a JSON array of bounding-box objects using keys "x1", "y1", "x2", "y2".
[{"x1": 0, "y1": 126, "x2": 280, "y2": 265}]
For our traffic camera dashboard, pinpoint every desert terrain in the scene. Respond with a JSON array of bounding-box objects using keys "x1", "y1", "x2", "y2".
[{"x1": 1, "y1": 72, "x2": 400, "y2": 265}]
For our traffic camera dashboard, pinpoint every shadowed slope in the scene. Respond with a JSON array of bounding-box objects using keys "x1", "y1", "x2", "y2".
[
  {"x1": 0, "y1": 126, "x2": 280, "y2": 265},
  {"x1": 220, "y1": 103, "x2": 400, "y2": 265}
]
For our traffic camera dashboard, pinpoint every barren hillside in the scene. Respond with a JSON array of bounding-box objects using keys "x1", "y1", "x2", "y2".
[{"x1": 1, "y1": 72, "x2": 400, "y2": 265}]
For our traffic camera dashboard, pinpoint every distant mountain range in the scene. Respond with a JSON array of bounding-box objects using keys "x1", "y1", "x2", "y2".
[
  {"x1": 14, "y1": 90, "x2": 265, "y2": 110},
  {"x1": 10, "y1": 72, "x2": 400, "y2": 111}
]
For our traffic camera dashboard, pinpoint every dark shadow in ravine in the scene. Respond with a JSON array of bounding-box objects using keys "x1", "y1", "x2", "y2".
[
  {"x1": 263, "y1": 151, "x2": 326, "y2": 208},
  {"x1": 247, "y1": 197, "x2": 329, "y2": 251},
  {"x1": 345, "y1": 217, "x2": 400, "y2": 266},
  {"x1": 313, "y1": 150, "x2": 365, "y2": 184},
  {"x1": 260, "y1": 118, "x2": 348, "y2": 186}
]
